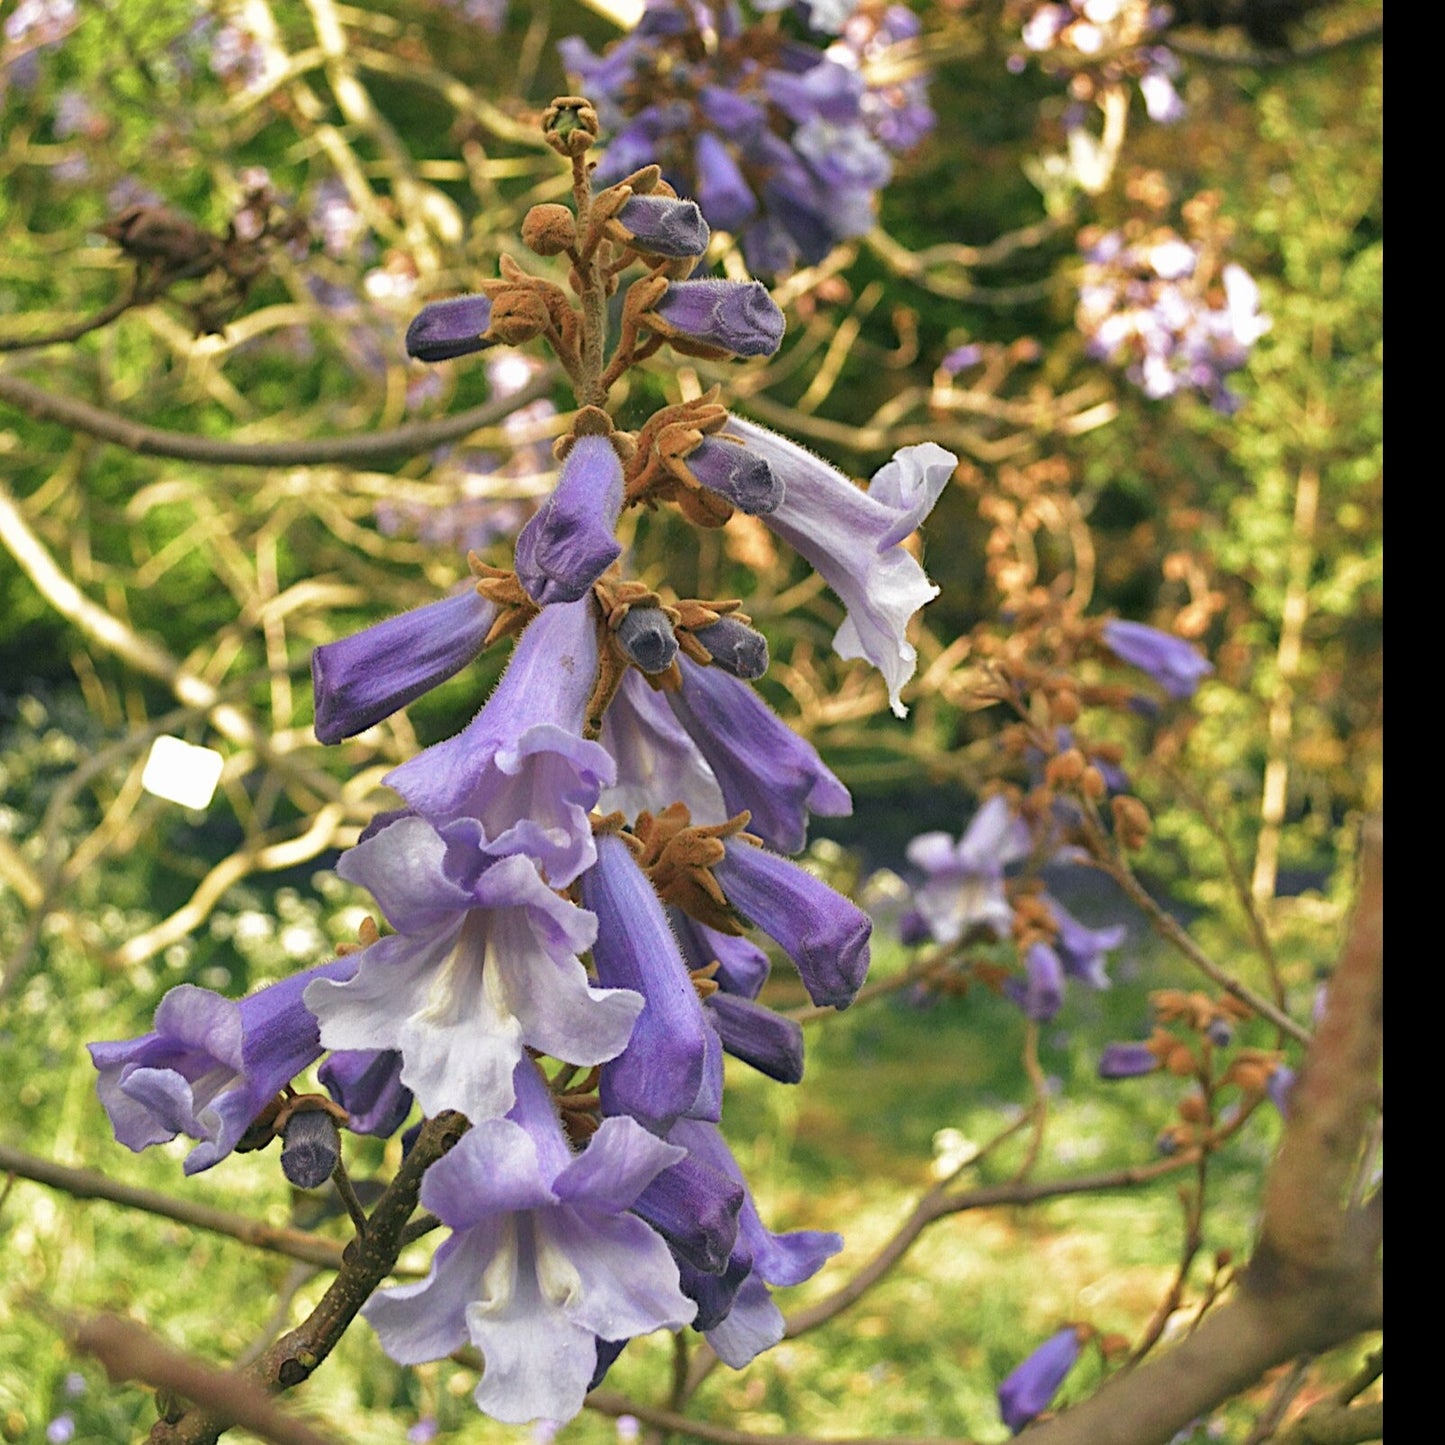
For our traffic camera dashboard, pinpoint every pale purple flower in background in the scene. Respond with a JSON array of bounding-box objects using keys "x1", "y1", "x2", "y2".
[
  {"x1": 364, "y1": 1061, "x2": 694, "y2": 1425},
  {"x1": 1006, "y1": 941, "x2": 1066, "y2": 1021},
  {"x1": 998, "y1": 1326, "x2": 1084, "y2": 1433},
  {"x1": 304, "y1": 814, "x2": 643, "y2": 1124},
  {"x1": 1098, "y1": 1040, "x2": 1159, "y2": 1078},
  {"x1": 1101, "y1": 620, "x2": 1212, "y2": 699},
  {"x1": 905, "y1": 795, "x2": 1033, "y2": 945},
  {"x1": 89, "y1": 958, "x2": 356, "y2": 1175},
  {"x1": 1044, "y1": 892, "x2": 1126, "y2": 989}
]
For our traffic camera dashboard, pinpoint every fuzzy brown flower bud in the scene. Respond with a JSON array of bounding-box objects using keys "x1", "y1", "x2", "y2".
[{"x1": 522, "y1": 203, "x2": 577, "y2": 256}]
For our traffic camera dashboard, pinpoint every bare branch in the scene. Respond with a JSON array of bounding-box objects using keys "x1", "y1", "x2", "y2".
[
  {"x1": 69, "y1": 1313, "x2": 342, "y2": 1445},
  {"x1": 0, "y1": 369, "x2": 554, "y2": 467},
  {"x1": 0, "y1": 1143, "x2": 349, "y2": 1271}
]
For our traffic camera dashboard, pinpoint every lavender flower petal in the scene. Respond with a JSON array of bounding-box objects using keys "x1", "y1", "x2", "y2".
[
  {"x1": 583, "y1": 833, "x2": 712, "y2": 1132},
  {"x1": 714, "y1": 841, "x2": 871, "y2": 1009},
  {"x1": 312, "y1": 588, "x2": 499, "y2": 744},
  {"x1": 1101, "y1": 620, "x2": 1213, "y2": 700},
  {"x1": 514, "y1": 436, "x2": 624, "y2": 606},
  {"x1": 723, "y1": 420, "x2": 955, "y2": 715},
  {"x1": 667, "y1": 656, "x2": 850, "y2": 855},
  {"x1": 998, "y1": 1327, "x2": 1083, "y2": 1433},
  {"x1": 384, "y1": 598, "x2": 614, "y2": 887}
]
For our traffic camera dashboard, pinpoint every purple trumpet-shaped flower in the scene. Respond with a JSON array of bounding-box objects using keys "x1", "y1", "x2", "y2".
[
  {"x1": 514, "y1": 436, "x2": 624, "y2": 606},
  {"x1": 304, "y1": 814, "x2": 643, "y2": 1124},
  {"x1": 365, "y1": 1061, "x2": 694, "y2": 1426},
  {"x1": 998, "y1": 1326, "x2": 1085, "y2": 1434},
  {"x1": 1044, "y1": 893, "x2": 1126, "y2": 990},
  {"x1": 705, "y1": 992, "x2": 805, "y2": 1084},
  {"x1": 668, "y1": 1119, "x2": 841, "y2": 1366},
  {"x1": 723, "y1": 420, "x2": 956, "y2": 716},
  {"x1": 598, "y1": 668, "x2": 730, "y2": 828},
  {"x1": 1101, "y1": 620, "x2": 1213, "y2": 700},
  {"x1": 615, "y1": 193, "x2": 711, "y2": 258},
  {"x1": 385, "y1": 597, "x2": 615, "y2": 888},
  {"x1": 311, "y1": 587, "x2": 499, "y2": 745},
  {"x1": 1006, "y1": 941, "x2": 1066, "y2": 1023},
  {"x1": 1098, "y1": 1041, "x2": 1159, "y2": 1079},
  {"x1": 667, "y1": 656, "x2": 850, "y2": 855},
  {"x1": 650, "y1": 280, "x2": 785, "y2": 358},
  {"x1": 582, "y1": 833, "x2": 715, "y2": 1132},
  {"x1": 714, "y1": 840, "x2": 871, "y2": 1010},
  {"x1": 405, "y1": 294, "x2": 495, "y2": 362},
  {"x1": 89, "y1": 956, "x2": 356, "y2": 1175},
  {"x1": 681, "y1": 436, "x2": 783, "y2": 515},
  {"x1": 631, "y1": 1149, "x2": 744, "y2": 1274},
  {"x1": 693, "y1": 132, "x2": 758, "y2": 233},
  {"x1": 905, "y1": 795, "x2": 1033, "y2": 945},
  {"x1": 672, "y1": 908, "x2": 772, "y2": 1000},
  {"x1": 319, "y1": 1049, "x2": 413, "y2": 1136}
]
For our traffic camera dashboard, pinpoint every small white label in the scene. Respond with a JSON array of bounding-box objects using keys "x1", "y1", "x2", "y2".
[{"x1": 141, "y1": 736, "x2": 224, "y2": 810}]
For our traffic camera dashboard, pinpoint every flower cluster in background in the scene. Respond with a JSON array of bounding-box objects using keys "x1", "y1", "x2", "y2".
[
  {"x1": 1076, "y1": 217, "x2": 1270, "y2": 411},
  {"x1": 1009, "y1": 0, "x2": 1185, "y2": 124},
  {"x1": 560, "y1": 0, "x2": 934, "y2": 275}
]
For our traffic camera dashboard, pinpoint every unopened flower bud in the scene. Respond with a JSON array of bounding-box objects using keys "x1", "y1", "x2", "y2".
[
  {"x1": 615, "y1": 193, "x2": 711, "y2": 259},
  {"x1": 1098, "y1": 1041, "x2": 1159, "y2": 1079},
  {"x1": 1080, "y1": 765, "x2": 1108, "y2": 800},
  {"x1": 487, "y1": 290, "x2": 551, "y2": 345},
  {"x1": 1205, "y1": 1018, "x2": 1233, "y2": 1048},
  {"x1": 280, "y1": 1108, "x2": 342, "y2": 1189},
  {"x1": 650, "y1": 280, "x2": 785, "y2": 359},
  {"x1": 694, "y1": 618, "x2": 769, "y2": 680},
  {"x1": 522, "y1": 203, "x2": 578, "y2": 256},
  {"x1": 1045, "y1": 748, "x2": 1086, "y2": 787},
  {"x1": 543, "y1": 96, "x2": 600, "y2": 157},
  {"x1": 1111, "y1": 794, "x2": 1151, "y2": 849},
  {"x1": 616, "y1": 607, "x2": 679, "y2": 674},
  {"x1": 679, "y1": 436, "x2": 782, "y2": 514},
  {"x1": 405, "y1": 294, "x2": 494, "y2": 362}
]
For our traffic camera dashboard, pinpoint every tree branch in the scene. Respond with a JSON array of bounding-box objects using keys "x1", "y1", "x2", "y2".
[
  {"x1": 0, "y1": 1143, "x2": 349, "y2": 1271},
  {"x1": 0, "y1": 369, "x2": 554, "y2": 467}
]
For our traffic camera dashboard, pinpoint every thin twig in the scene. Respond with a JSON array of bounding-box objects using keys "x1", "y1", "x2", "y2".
[
  {"x1": 0, "y1": 1143, "x2": 351, "y2": 1270},
  {"x1": 0, "y1": 368, "x2": 555, "y2": 467},
  {"x1": 70, "y1": 1313, "x2": 343, "y2": 1445}
]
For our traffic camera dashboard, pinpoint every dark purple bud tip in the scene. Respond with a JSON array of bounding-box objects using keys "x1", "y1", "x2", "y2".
[
  {"x1": 616, "y1": 607, "x2": 679, "y2": 674},
  {"x1": 685, "y1": 437, "x2": 782, "y2": 514},
  {"x1": 653, "y1": 280, "x2": 786, "y2": 359},
  {"x1": 280, "y1": 1109, "x2": 342, "y2": 1189},
  {"x1": 405, "y1": 294, "x2": 495, "y2": 362},
  {"x1": 1206, "y1": 1019, "x2": 1233, "y2": 1048},
  {"x1": 617, "y1": 193, "x2": 711, "y2": 258},
  {"x1": 1098, "y1": 1042, "x2": 1159, "y2": 1080},
  {"x1": 695, "y1": 618, "x2": 769, "y2": 680}
]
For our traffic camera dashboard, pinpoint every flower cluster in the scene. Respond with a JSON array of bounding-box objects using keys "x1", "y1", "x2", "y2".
[
  {"x1": 898, "y1": 792, "x2": 1128, "y2": 1023},
  {"x1": 560, "y1": 0, "x2": 933, "y2": 275},
  {"x1": 1076, "y1": 222, "x2": 1270, "y2": 411},
  {"x1": 90, "y1": 97, "x2": 956, "y2": 1426},
  {"x1": 1009, "y1": 0, "x2": 1184, "y2": 125}
]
